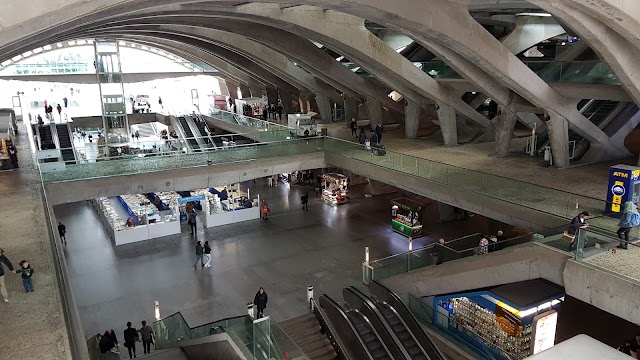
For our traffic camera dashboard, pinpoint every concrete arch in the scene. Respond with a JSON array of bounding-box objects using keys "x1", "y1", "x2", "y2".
[{"x1": 530, "y1": 0, "x2": 640, "y2": 108}]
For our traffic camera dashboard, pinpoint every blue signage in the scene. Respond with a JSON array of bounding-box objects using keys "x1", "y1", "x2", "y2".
[
  {"x1": 178, "y1": 194, "x2": 205, "y2": 204},
  {"x1": 605, "y1": 165, "x2": 640, "y2": 214}
]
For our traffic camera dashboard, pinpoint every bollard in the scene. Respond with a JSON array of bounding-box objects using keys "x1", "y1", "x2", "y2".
[
  {"x1": 307, "y1": 285, "x2": 314, "y2": 311},
  {"x1": 154, "y1": 301, "x2": 160, "y2": 320},
  {"x1": 365, "y1": 247, "x2": 370, "y2": 265},
  {"x1": 409, "y1": 237, "x2": 413, "y2": 251},
  {"x1": 247, "y1": 303, "x2": 254, "y2": 318}
]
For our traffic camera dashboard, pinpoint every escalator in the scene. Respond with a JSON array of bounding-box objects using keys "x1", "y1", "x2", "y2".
[
  {"x1": 343, "y1": 308, "x2": 394, "y2": 360},
  {"x1": 39, "y1": 124, "x2": 53, "y2": 149},
  {"x1": 369, "y1": 281, "x2": 447, "y2": 360},
  {"x1": 318, "y1": 295, "x2": 376, "y2": 360},
  {"x1": 343, "y1": 287, "x2": 411, "y2": 360},
  {"x1": 55, "y1": 123, "x2": 75, "y2": 163},
  {"x1": 192, "y1": 116, "x2": 216, "y2": 149},
  {"x1": 177, "y1": 116, "x2": 200, "y2": 151},
  {"x1": 535, "y1": 100, "x2": 623, "y2": 159}
]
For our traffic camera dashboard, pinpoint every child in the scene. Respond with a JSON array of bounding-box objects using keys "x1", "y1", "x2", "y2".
[{"x1": 16, "y1": 260, "x2": 34, "y2": 293}]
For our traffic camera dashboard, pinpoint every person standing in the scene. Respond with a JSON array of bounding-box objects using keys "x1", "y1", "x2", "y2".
[
  {"x1": 8, "y1": 144, "x2": 18, "y2": 169},
  {"x1": 277, "y1": 104, "x2": 283, "y2": 120},
  {"x1": 58, "y1": 221, "x2": 67, "y2": 245},
  {"x1": 262, "y1": 106, "x2": 268, "y2": 120},
  {"x1": 261, "y1": 200, "x2": 270, "y2": 220},
  {"x1": 567, "y1": 211, "x2": 589, "y2": 252},
  {"x1": 0, "y1": 248, "x2": 14, "y2": 303},
  {"x1": 617, "y1": 201, "x2": 640, "y2": 249},
  {"x1": 63, "y1": 97, "x2": 68, "y2": 108},
  {"x1": 188, "y1": 210, "x2": 197, "y2": 234},
  {"x1": 478, "y1": 238, "x2": 489, "y2": 255},
  {"x1": 203, "y1": 241, "x2": 212, "y2": 268},
  {"x1": 350, "y1": 118, "x2": 357, "y2": 137},
  {"x1": 301, "y1": 192, "x2": 309, "y2": 212},
  {"x1": 369, "y1": 130, "x2": 378, "y2": 152},
  {"x1": 158, "y1": 97, "x2": 163, "y2": 109},
  {"x1": 57, "y1": 104, "x2": 62, "y2": 119},
  {"x1": 358, "y1": 128, "x2": 367, "y2": 146},
  {"x1": 99, "y1": 329, "x2": 119, "y2": 353},
  {"x1": 253, "y1": 287, "x2": 268, "y2": 318},
  {"x1": 140, "y1": 321, "x2": 154, "y2": 355},
  {"x1": 123, "y1": 321, "x2": 138, "y2": 359},
  {"x1": 193, "y1": 241, "x2": 204, "y2": 269},
  {"x1": 375, "y1": 122, "x2": 384, "y2": 142},
  {"x1": 433, "y1": 239, "x2": 446, "y2": 265},
  {"x1": 16, "y1": 260, "x2": 34, "y2": 292}
]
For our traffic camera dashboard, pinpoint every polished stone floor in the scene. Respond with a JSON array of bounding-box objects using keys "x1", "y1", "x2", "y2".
[{"x1": 54, "y1": 181, "x2": 493, "y2": 338}]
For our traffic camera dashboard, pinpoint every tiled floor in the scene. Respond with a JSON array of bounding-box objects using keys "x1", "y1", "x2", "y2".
[{"x1": 54, "y1": 181, "x2": 494, "y2": 338}]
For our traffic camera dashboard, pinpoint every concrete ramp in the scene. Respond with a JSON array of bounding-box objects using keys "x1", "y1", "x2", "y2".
[{"x1": 380, "y1": 243, "x2": 570, "y2": 303}]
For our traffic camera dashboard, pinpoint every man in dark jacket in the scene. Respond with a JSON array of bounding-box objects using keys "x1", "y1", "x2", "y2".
[
  {"x1": 350, "y1": 118, "x2": 357, "y2": 137},
  {"x1": 99, "y1": 329, "x2": 118, "y2": 353},
  {"x1": 0, "y1": 248, "x2": 14, "y2": 303},
  {"x1": 301, "y1": 192, "x2": 309, "y2": 212},
  {"x1": 567, "y1": 211, "x2": 589, "y2": 252},
  {"x1": 375, "y1": 122, "x2": 384, "y2": 142},
  {"x1": 58, "y1": 221, "x2": 67, "y2": 245},
  {"x1": 253, "y1": 287, "x2": 268, "y2": 318},
  {"x1": 123, "y1": 322, "x2": 138, "y2": 359}
]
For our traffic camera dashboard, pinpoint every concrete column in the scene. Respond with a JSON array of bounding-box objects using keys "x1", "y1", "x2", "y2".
[
  {"x1": 494, "y1": 105, "x2": 518, "y2": 157},
  {"x1": 279, "y1": 90, "x2": 296, "y2": 114},
  {"x1": 405, "y1": 99, "x2": 420, "y2": 139},
  {"x1": 545, "y1": 110, "x2": 570, "y2": 168},
  {"x1": 344, "y1": 96, "x2": 358, "y2": 127},
  {"x1": 238, "y1": 84, "x2": 251, "y2": 99},
  {"x1": 266, "y1": 87, "x2": 279, "y2": 109},
  {"x1": 366, "y1": 97, "x2": 383, "y2": 127},
  {"x1": 436, "y1": 101, "x2": 458, "y2": 146},
  {"x1": 315, "y1": 93, "x2": 332, "y2": 123},
  {"x1": 218, "y1": 79, "x2": 231, "y2": 97}
]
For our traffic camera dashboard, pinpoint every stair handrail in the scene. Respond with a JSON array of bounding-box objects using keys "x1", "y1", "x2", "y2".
[
  {"x1": 170, "y1": 112, "x2": 192, "y2": 152},
  {"x1": 309, "y1": 298, "x2": 346, "y2": 360},
  {"x1": 49, "y1": 122, "x2": 63, "y2": 162},
  {"x1": 183, "y1": 111, "x2": 207, "y2": 150},
  {"x1": 66, "y1": 122, "x2": 79, "y2": 165},
  {"x1": 193, "y1": 107, "x2": 218, "y2": 149},
  {"x1": 318, "y1": 295, "x2": 373, "y2": 360}
]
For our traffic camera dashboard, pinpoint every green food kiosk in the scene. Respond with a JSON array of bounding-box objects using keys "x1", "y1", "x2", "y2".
[{"x1": 391, "y1": 198, "x2": 424, "y2": 238}]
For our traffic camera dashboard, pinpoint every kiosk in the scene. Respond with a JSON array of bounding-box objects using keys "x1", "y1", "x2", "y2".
[
  {"x1": 322, "y1": 173, "x2": 350, "y2": 205},
  {"x1": 433, "y1": 279, "x2": 564, "y2": 360},
  {"x1": 605, "y1": 164, "x2": 640, "y2": 214},
  {"x1": 391, "y1": 198, "x2": 424, "y2": 238}
]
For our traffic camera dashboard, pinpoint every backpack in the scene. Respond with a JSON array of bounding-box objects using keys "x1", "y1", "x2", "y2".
[{"x1": 630, "y1": 212, "x2": 640, "y2": 227}]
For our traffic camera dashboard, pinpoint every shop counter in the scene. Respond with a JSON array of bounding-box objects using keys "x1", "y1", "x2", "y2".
[
  {"x1": 148, "y1": 220, "x2": 180, "y2": 239},
  {"x1": 114, "y1": 226, "x2": 149, "y2": 246},
  {"x1": 203, "y1": 207, "x2": 260, "y2": 228}
]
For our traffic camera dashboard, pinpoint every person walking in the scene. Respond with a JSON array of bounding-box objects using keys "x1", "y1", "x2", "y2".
[
  {"x1": 350, "y1": 118, "x2": 357, "y2": 137},
  {"x1": 433, "y1": 239, "x2": 446, "y2": 265},
  {"x1": 188, "y1": 210, "x2": 197, "y2": 234},
  {"x1": 369, "y1": 130, "x2": 379, "y2": 152},
  {"x1": 193, "y1": 241, "x2": 204, "y2": 269},
  {"x1": 261, "y1": 199, "x2": 270, "y2": 220},
  {"x1": 277, "y1": 104, "x2": 283, "y2": 120},
  {"x1": 57, "y1": 104, "x2": 62, "y2": 119},
  {"x1": 158, "y1": 97, "x2": 163, "y2": 109},
  {"x1": 15, "y1": 260, "x2": 34, "y2": 293},
  {"x1": 375, "y1": 122, "x2": 384, "y2": 142},
  {"x1": 0, "y1": 248, "x2": 14, "y2": 303},
  {"x1": 262, "y1": 106, "x2": 268, "y2": 120},
  {"x1": 301, "y1": 192, "x2": 309, "y2": 212},
  {"x1": 478, "y1": 238, "x2": 489, "y2": 255},
  {"x1": 140, "y1": 320, "x2": 154, "y2": 355},
  {"x1": 58, "y1": 221, "x2": 67, "y2": 245},
  {"x1": 123, "y1": 322, "x2": 138, "y2": 359},
  {"x1": 99, "y1": 329, "x2": 119, "y2": 353},
  {"x1": 203, "y1": 241, "x2": 212, "y2": 268},
  {"x1": 63, "y1": 97, "x2": 68, "y2": 108},
  {"x1": 617, "y1": 201, "x2": 640, "y2": 249},
  {"x1": 567, "y1": 211, "x2": 590, "y2": 252},
  {"x1": 253, "y1": 287, "x2": 268, "y2": 318}
]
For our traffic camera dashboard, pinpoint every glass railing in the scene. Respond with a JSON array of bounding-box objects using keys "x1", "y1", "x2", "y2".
[
  {"x1": 39, "y1": 134, "x2": 324, "y2": 183},
  {"x1": 152, "y1": 313, "x2": 301, "y2": 360},
  {"x1": 418, "y1": 60, "x2": 619, "y2": 85},
  {"x1": 207, "y1": 108, "x2": 293, "y2": 133},
  {"x1": 363, "y1": 232, "x2": 533, "y2": 284},
  {"x1": 408, "y1": 294, "x2": 516, "y2": 360},
  {"x1": 0, "y1": 61, "x2": 216, "y2": 75}
]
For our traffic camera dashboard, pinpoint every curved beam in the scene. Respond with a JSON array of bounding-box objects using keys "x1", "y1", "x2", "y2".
[{"x1": 531, "y1": 0, "x2": 640, "y2": 107}]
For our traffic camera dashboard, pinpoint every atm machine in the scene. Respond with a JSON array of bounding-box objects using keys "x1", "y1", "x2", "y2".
[{"x1": 605, "y1": 164, "x2": 640, "y2": 214}]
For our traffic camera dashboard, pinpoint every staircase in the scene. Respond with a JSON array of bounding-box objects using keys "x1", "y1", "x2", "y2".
[
  {"x1": 279, "y1": 313, "x2": 337, "y2": 360},
  {"x1": 56, "y1": 123, "x2": 75, "y2": 163},
  {"x1": 132, "y1": 123, "x2": 157, "y2": 138},
  {"x1": 177, "y1": 116, "x2": 200, "y2": 150}
]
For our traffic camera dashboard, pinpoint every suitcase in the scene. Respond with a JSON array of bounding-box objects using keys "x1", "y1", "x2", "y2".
[{"x1": 376, "y1": 145, "x2": 386, "y2": 156}]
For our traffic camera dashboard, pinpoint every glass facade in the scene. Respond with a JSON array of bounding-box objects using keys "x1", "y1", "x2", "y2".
[{"x1": 95, "y1": 40, "x2": 129, "y2": 145}]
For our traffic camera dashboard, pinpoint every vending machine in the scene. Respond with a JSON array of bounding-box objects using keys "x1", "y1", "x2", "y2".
[{"x1": 605, "y1": 164, "x2": 640, "y2": 214}]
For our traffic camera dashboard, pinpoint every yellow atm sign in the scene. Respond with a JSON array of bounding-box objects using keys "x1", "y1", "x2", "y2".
[{"x1": 613, "y1": 171, "x2": 629, "y2": 178}]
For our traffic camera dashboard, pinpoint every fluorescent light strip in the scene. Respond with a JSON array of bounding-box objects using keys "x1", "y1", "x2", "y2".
[{"x1": 516, "y1": 12, "x2": 552, "y2": 17}]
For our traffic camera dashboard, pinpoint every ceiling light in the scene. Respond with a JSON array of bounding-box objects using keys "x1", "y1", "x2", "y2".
[
  {"x1": 516, "y1": 12, "x2": 552, "y2": 17},
  {"x1": 1, "y1": 60, "x2": 12, "y2": 66},
  {"x1": 43, "y1": 45, "x2": 52, "y2": 51}
]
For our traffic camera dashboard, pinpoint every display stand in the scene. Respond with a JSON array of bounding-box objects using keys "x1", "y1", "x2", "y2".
[
  {"x1": 198, "y1": 185, "x2": 260, "y2": 228},
  {"x1": 322, "y1": 173, "x2": 350, "y2": 205},
  {"x1": 391, "y1": 198, "x2": 424, "y2": 238}
]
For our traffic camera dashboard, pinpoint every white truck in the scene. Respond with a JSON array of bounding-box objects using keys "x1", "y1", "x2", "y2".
[{"x1": 287, "y1": 113, "x2": 317, "y2": 137}]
